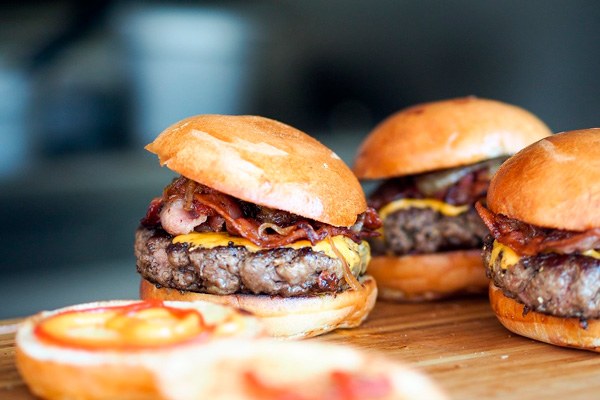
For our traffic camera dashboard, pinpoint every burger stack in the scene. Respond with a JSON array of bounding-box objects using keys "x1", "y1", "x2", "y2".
[
  {"x1": 352, "y1": 97, "x2": 552, "y2": 301},
  {"x1": 135, "y1": 114, "x2": 381, "y2": 339},
  {"x1": 477, "y1": 129, "x2": 600, "y2": 351},
  {"x1": 13, "y1": 99, "x2": 600, "y2": 400}
]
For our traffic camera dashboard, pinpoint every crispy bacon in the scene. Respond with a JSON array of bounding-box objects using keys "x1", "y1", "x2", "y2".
[
  {"x1": 194, "y1": 192, "x2": 377, "y2": 248},
  {"x1": 363, "y1": 206, "x2": 382, "y2": 231},
  {"x1": 475, "y1": 202, "x2": 600, "y2": 256},
  {"x1": 140, "y1": 197, "x2": 163, "y2": 227},
  {"x1": 144, "y1": 176, "x2": 381, "y2": 249},
  {"x1": 368, "y1": 158, "x2": 502, "y2": 209}
]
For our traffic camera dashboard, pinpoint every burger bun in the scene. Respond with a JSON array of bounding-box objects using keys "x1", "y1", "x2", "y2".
[{"x1": 140, "y1": 275, "x2": 378, "y2": 339}]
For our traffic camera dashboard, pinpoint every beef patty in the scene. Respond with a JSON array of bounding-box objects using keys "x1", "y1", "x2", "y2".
[
  {"x1": 135, "y1": 227, "x2": 367, "y2": 297},
  {"x1": 372, "y1": 207, "x2": 488, "y2": 256},
  {"x1": 483, "y1": 236, "x2": 600, "y2": 319}
]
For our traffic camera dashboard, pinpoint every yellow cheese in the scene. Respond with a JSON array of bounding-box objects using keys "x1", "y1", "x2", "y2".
[
  {"x1": 582, "y1": 249, "x2": 600, "y2": 260},
  {"x1": 489, "y1": 241, "x2": 600, "y2": 269},
  {"x1": 490, "y1": 240, "x2": 522, "y2": 270},
  {"x1": 172, "y1": 232, "x2": 370, "y2": 276},
  {"x1": 378, "y1": 198, "x2": 469, "y2": 220}
]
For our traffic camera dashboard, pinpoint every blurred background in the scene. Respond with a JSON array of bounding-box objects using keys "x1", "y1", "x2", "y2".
[{"x1": 1, "y1": 0, "x2": 599, "y2": 317}]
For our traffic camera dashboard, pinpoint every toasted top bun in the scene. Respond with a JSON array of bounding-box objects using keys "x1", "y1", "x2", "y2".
[
  {"x1": 487, "y1": 128, "x2": 600, "y2": 231},
  {"x1": 146, "y1": 115, "x2": 366, "y2": 227},
  {"x1": 353, "y1": 97, "x2": 552, "y2": 179}
]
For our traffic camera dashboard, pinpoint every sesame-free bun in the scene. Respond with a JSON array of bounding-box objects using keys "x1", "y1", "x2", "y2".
[
  {"x1": 489, "y1": 283, "x2": 600, "y2": 352},
  {"x1": 16, "y1": 300, "x2": 265, "y2": 400},
  {"x1": 140, "y1": 275, "x2": 378, "y2": 339},
  {"x1": 165, "y1": 339, "x2": 448, "y2": 400},
  {"x1": 366, "y1": 250, "x2": 487, "y2": 301},
  {"x1": 16, "y1": 299, "x2": 448, "y2": 399},
  {"x1": 145, "y1": 114, "x2": 366, "y2": 227},
  {"x1": 353, "y1": 97, "x2": 552, "y2": 179},
  {"x1": 487, "y1": 128, "x2": 600, "y2": 231}
]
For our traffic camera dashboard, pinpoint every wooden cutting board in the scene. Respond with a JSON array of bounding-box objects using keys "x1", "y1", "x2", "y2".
[{"x1": 2, "y1": 298, "x2": 599, "y2": 399}]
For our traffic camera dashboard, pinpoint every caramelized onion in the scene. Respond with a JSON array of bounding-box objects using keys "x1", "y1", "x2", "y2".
[
  {"x1": 415, "y1": 157, "x2": 505, "y2": 196},
  {"x1": 416, "y1": 166, "x2": 476, "y2": 196},
  {"x1": 327, "y1": 235, "x2": 362, "y2": 292},
  {"x1": 183, "y1": 180, "x2": 197, "y2": 211},
  {"x1": 257, "y1": 223, "x2": 296, "y2": 238}
]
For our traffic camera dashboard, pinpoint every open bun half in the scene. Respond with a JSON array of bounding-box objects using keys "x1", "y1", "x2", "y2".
[
  {"x1": 487, "y1": 128, "x2": 600, "y2": 231},
  {"x1": 16, "y1": 299, "x2": 447, "y2": 400},
  {"x1": 366, "y1": 250, "x2": 487, "y2": 301},
  {"x1": 353, "y1": 97, "x2": 552, "y2": 179},
  {"x1": 489, "y1": 283, "x2": 600, "y2": 351},
  {"x1": 145, "y1": 114, "x2": 366, "y2": 227},
  {"x1": 158, "y1": 339, "x2": 448, "y2": 400},
  {"x1": 140, "y1": 275, "x2": 377, "y2": 339},
  {"x1": 16, "y1": 300, "x2": 264, "y2": 400}
]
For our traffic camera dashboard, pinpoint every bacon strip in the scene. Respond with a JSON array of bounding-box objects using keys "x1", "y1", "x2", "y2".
[
  {"x1": 193, "y1": 193, "x2": 375, "y2": 249},
  {"x1": 368, "y1": 158, "x2": 502, "y2": 210},
  {"x1": 140, "y1": 197, "x2": 162, "y2": 227},
  {"x1": 475, "y1": 202, "x2": 600, "y2": 256},
  {"x1": 143, "y1": 177, "x2": 381, "y2": 291}
]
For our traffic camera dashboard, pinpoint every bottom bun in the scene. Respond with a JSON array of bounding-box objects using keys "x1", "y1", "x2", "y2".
[
  {"x1": 140, "y1": 275, "x2": 378, "y2": 339},
  {"x1": 489, "y1": 283, "x2": 600, "y2": 352},
  {"x1": 367, "y1": 250, "x2": 487, "y2": 301}
]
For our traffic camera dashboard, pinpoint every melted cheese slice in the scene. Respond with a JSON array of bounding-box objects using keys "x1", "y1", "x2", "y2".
[
  {"x1": 378, "y1": 198, "x2": 469, "y2": 220},
  {"x1": 489, "y1": 240, "x2": 600, "y2": 270},
  {"x1": 173, "y1": 232, "x2": 370, "y2": 276},
  {"x1": 490, "y1": 240, "x2": 522, "y2": 270},
  {"x1": 582, "y1": 249, "x2": 600, "y2": 260}
]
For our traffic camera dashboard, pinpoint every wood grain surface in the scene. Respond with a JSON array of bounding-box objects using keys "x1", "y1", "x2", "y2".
[{"x1": 2, "y1": 298, "x2": 599, "y2": 399}]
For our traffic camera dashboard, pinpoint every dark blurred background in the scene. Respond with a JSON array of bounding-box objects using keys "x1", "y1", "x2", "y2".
[{"x1": 1, "y1": 0, "x2": 599, "y2": 317}]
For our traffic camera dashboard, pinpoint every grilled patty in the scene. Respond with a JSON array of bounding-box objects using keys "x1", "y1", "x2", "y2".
[
  {"x1": 483, "y1": 236, "x2": 600, "y2": 319},
  {"x1": 135, "y1": 227, "x2": 365, "y2": 297},
  {"x1": 371, "y1": 207, "x2": 488, "y2": 256}
]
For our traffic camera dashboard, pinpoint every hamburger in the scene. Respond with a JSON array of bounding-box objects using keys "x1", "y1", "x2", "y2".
[
  {"x1": 476, "y1": 129, "x2": 600, "y2": 351},
  {"x1": 353, "y1": 97, "x2": 552, "y2": 301},
  {"x1": 135, "y1": 114, "x2": 381, "y2": 338}
]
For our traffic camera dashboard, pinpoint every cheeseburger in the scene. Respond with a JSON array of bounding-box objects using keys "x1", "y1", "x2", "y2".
[
  {"x1": 476, "y1": 129, "x2": 600, "y2": 351},
  {"x1": 135, "y1": 115, "x2": 381, "y2": 338},
  {"x1": 353, "y1": 97, "x2": 551, "y2": 301}
]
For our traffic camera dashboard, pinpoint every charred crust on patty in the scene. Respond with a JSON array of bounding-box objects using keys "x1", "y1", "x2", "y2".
[
  {"x1": 483, "y1": 235, "x2": 600, "y2": 319},
  {"x1": 375, "y1": 207, "x2": 488, "y2": 256},
  {"x1": 135, "y1": 227, "x2": 366, "y2": 297}
]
